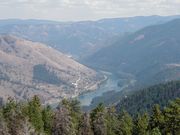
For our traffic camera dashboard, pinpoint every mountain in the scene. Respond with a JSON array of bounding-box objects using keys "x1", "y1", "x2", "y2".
[
  {"x1": 0, "y1": 15, "x2": 180, "y2": 59},
  {"x1": 85, "y1": 19, "x2": 180, "y2": 87},
  {"x1": 0, "y1": 35, "x2": 103, "y2": 104}
]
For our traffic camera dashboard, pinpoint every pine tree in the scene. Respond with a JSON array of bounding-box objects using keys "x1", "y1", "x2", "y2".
[
  {"x1": 118, "y1": 110, "x2": 133, "y2": 135},
  {"x1": 61, "y1": 99, "x2": 82, "y2": 134},
  {"x1": 27, "y1": 95, "x2": 44, "y2": 133},
  {"x1": 163, "y1": 98, "x2": 180, "y2": 135},
  {"x1": 135, "y1": 113, "x2": 149, "y2": 135},
  {"x1": 42, "y1": 105, "x2": 53, "y2": 135},
  {"x1": 2, "y1": 98, "x2": 22, "y2": 135},
  {"x1": 90, "y1": 103, "x2": 107, "y2": 135},
  {"x1": 52, "y1": 107, "x2": 76, "y2": 135},
  {"x1": 150, "y1": 128, "x2": 161, "y2": 135},
  {"x1": 78, "y1": 113, "x2": 93, "y2": 135},
  {"x1": 106, "y1": 106, "x2": 119, "y2": 135},
  {"x1": 2, "y1": 98, "x2": 36, "y2": 135},
  {"x1": 0, "y1": 109, "x2": 9, "y2": 135},
  {"x1": 149, "y1": 104, "x2": 164, "y2": 132}
]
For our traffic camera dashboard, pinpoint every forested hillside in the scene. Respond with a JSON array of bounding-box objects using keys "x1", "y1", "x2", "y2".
[
  {"x1": 83, "y1": 80, "x2": 180, "y2": 112},
  {"x1": 0, "y1": 96, "x2": 179, "y2": 135},
  {"x1": 116, "y1": 80, "x2": 180, "y2": 115}
]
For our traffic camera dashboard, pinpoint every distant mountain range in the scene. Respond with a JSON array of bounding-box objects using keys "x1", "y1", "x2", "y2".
[
  {"x1": 85, "y1": 18, "x2": 180, "y2": 87},
  {"x1": 0, "y1": 35, "x2": 102, "y2": 104},
  {"x1": 0, "y1": 15, "x2": 180, "y2": 106},
  {"x1": 0, "y1": 15, "x2": 180, "y2": 59}
]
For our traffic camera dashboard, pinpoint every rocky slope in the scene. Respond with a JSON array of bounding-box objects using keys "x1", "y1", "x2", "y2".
[{"x1": 0, "y1": 35, "x2": 102, "y2": 104}]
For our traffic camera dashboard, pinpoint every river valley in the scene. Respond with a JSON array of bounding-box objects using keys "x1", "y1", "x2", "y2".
[{"x1": 78, "y1": 71, "x2": 135, "y2": 106}]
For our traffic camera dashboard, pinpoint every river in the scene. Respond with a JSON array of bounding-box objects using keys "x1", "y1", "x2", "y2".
[{"x1": 78, "y1": 72, "x2": 124, "y2": 106}]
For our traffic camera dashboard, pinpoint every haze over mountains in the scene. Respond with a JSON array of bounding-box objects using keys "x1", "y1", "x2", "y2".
[
  {"x1": 0, "y1": 15, "x2": 180, "y2": 59},
  {"x1": 85, "y1": 18, "x2": 180, "y2": 87},
  {"x1": 0, "y1": 35, "x2": 102, "y2": 104},
  {"x1": 0, "y1": 15, "x2": 180, "y2": 106},
  {"x1": 1, "y1": 0, "x2": 180, "y2": 133}
]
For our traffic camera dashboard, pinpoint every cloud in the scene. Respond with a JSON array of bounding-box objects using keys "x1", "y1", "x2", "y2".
[{"x1": 0, "y1": 0, "x2": 180, "y2": 21}]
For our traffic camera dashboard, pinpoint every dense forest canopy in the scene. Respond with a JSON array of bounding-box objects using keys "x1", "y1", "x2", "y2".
[
  {"x1": 116, "y1": 80, "x2": 180, "y2": 115},
  {"x1": 0, "y1": 96, "x2": 179, "y2": 135}
]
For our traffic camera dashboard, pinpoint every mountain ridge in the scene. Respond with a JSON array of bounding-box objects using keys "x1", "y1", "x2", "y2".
[
  {"x1": 85, "y1": 18, "x2": 180, "y2": 87},
  {"x1": 0, "y1": 15, "x2": 180, "y2": 59}
]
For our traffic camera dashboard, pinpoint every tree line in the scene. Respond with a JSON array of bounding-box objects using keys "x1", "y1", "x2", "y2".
[{"x1": 0, "y1": 95, "x2": 179, "y2": 135}]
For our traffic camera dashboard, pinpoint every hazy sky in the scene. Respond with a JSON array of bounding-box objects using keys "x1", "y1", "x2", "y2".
[{"x1": 0, "y1": 0, "x2": 180, "y2": 21}]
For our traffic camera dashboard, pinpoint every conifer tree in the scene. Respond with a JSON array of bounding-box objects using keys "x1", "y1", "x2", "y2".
[
  {"x1": 61, "y1": 99, "x2": 81, "y2": 134},
  {"x1": 149, "y1": 104, "x2": 164, "y2": 132},
  {"x1": 52, "y1": 107, "x2": 76, "y2": 135},
  {"x1": 118, "y1": 110, "x2": 133, "y2": 135},
  {"x1": 0, "y1": 109, "x2": 9, "y2": 135},
  {"x1": 163, "y1": 98, "x2": 180, "y2": 135},
  {"x1": 78, "y1": 113, "x2": 93, "y2": 135},
  {"x1": 150, "y1": 128, "x2": 161, "y2": 135},
  {"x1": 90, "y1": 103, "x2": 107, "y2": 135},
  {"x1": 106, "y1": 106, "x2": 119, "y2": 135},
  {"x1": 42, "y1": 105, "x2": 53, "y2": 135},
  {"x1": 27, "y1": 95, "x2": 44, "y2": 133},
  {"x1": 135, "y1": 113, "x2": 149, "y2": 135},
  {"x1": 3, "y1": 98, "x2": 35, "y2": 135}
]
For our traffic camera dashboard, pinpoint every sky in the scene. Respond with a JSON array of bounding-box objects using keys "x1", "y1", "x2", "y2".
[{"x1": 0, "y1": 0, "x2": 180, "y2": 21}]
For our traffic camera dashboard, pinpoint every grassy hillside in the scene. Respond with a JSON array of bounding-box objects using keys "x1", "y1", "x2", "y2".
[{"x1": 0, "y1": 35, "x2": 102, "y2": 104}]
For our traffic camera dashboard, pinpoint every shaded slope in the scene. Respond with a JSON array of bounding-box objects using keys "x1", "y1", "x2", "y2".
[{"x1": 85, "y1": 19, "x2": 180, "y2": 86}]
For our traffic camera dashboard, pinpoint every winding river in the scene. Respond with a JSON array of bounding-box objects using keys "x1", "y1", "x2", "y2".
[{"x1": 78, "y1": 73, "x2": 124, "y2": 106}]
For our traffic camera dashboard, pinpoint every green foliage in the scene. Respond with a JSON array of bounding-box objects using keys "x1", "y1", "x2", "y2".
[
  {"x1": 106, "y1": 106, "x2": 119, "y2": 135},
  {"x1": 163, "y1": 98, "x2": 180, "y2": 135},
  {"x1": 27, "y1": 95, "x2": 44, "y2": 133},
  {"x1": 150, "y1": 128, "x2": 161, "y2": 135},
  {"x1": 90, "y1": 103, "x2": 105, "y2": 121},
  {"x1": 116, "y1": 80, "x2": 180, "y2": 115},
  {"x1": 0, "y1": 96, "x2": 179, "y2": 135},
  {"x1": 118, "y1": 110, "x2": 133, "y2": 135},
  {"x1": 2, "y1": 98, "x2": 35, "y2": 135},
  {"x1": 61, "y1": 98, "x2": 82, "y2": 134},
  {"x1": 2, "y1": 98, "x2": 23, "y2": 135},
  {"x1": 42, "y1": 105, "x2": 53, "y2": 135},
  {"x1": 149, "y1": 104, "x2": 164, "y2": 132},
  {"x1": 52, "y1": 107, "x2": 76, "y2": 135},
  {"x1": 90, "y1": 103, "x2": 107, "y2": 135},
  {"x1": 135, "y1": 113, "x2": 149, "y2": 135},
  {"x1": 0, "y1": 109, "x2": 9, "y2": 135}
]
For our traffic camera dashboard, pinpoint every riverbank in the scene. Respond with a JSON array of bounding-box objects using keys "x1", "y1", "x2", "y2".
[
  {"x1": 78, "y1": 70, "x2": 136, "y2": 107},
  {"x1": 78, "y1": 73, "x2": 108, "y2": 96},
  {"x1": 78, "y1": 72, "x2": 121, "y2": 106}
]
